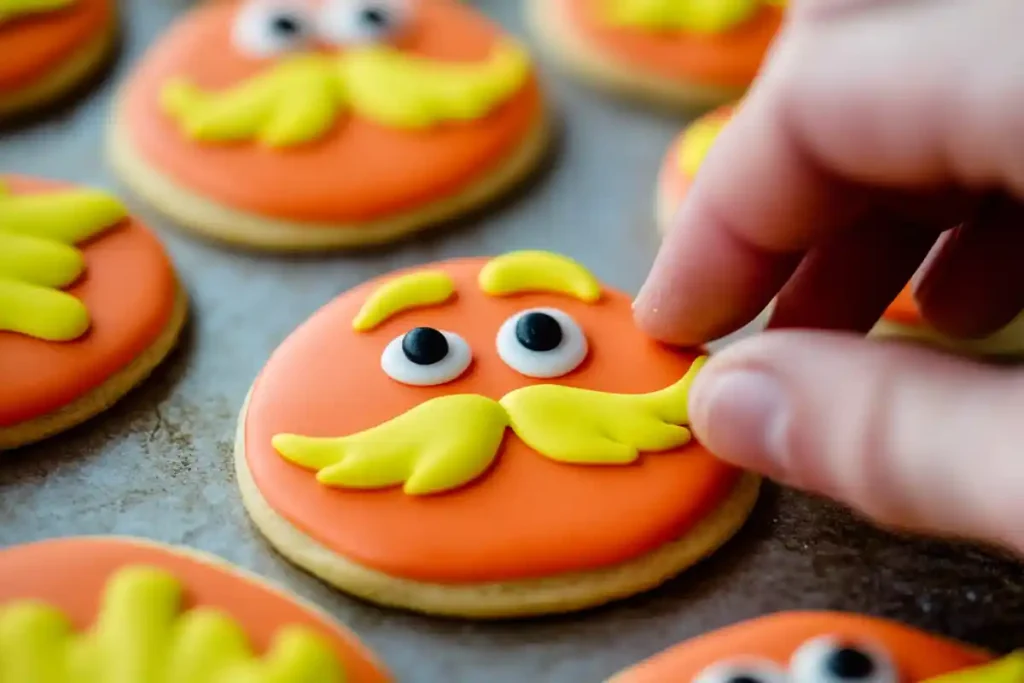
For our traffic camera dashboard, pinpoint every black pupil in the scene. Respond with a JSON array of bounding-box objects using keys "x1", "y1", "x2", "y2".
[
  {"x1": 360, "y1": 6, "x2": 390, "y2": 28},
  {"x1": 826, "y1": 647, "x2": 876, "y2": 679},
  {"x1": 271, "y1": 13, "x2": 302, "y2": 36},
  {"x1": 402, "y1": 327, "x2": 449, "y2": 366},
  {"x1": 727, "y1": 677, "x2": 763, "y2": 683},
  {"x1": 515, "y1": 312, "x2": 563, "y2": 352}
]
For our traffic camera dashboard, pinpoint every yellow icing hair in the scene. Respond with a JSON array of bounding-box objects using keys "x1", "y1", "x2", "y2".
[
  {"x1": 273, "y1": 358, "x2": 706, "y2": 495},
  {"x1": 162, "y1": 40, "x2": 531, "y2": 147},
  {"x1": 352, "y1": 270, "x2": 456, "y2": 332},
  {"x1": 478, "y1": 251, "x2": 602, "y2": 303},
  {"x1": 0, "y1": 566, "x2": 347, "y2": 682},
  {"x1": 0, "y1": 0, "x2": 73, "y2": 22},
  {"x1": 605, "y1": 0, "x2": 764, "y2": 33},
  {"x1": 0, "y1": 184, "x2": 126, "y2": 342}
]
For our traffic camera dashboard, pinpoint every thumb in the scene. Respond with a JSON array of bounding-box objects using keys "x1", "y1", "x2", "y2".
[{"x1": 689, "y1": 331, "x2": 1024, "y2": 554}]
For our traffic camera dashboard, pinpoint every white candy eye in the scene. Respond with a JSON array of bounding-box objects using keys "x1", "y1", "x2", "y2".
[
  {"x1": 382, "y1": 327, "x2": 472, "y2": 386},
  {"x1": 790, "y1": 636, "x2": 898, "y2": 683},
  {"x1": 693, "y1": 659, "x2": 788, "y2": 683},
  {"x1": 318, "y1": 0, "x2": 410, "y2": 46},
  {"x1": 496, "y1": 308, "x2": 588, "y2": 379},
  {"x1": 233, "y1": 1, "x2": 315, "y2": 57}
]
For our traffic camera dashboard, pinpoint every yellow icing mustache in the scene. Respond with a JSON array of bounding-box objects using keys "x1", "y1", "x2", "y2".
[
  {"x1": 0, "y1": 566, "x2": 346, "y2": 682},
  {"x1": 921, "y1": 653, "x2": 1024, "y2": 683},
  {"x1": 273, "y1": 358, "x2": 705, "y2": 496},
  {"x1": 605, "y1": 0, "x2": 779, "y2": 33},
  {"x1": 0, "y1": 0, "x2": 73, "y2": 22},
  {"x1": 0, "y1": 183, "x2": 126, "y2": 342},
  {"x1": 161, "y1": 41, "x2": 531, "y2": 147}
]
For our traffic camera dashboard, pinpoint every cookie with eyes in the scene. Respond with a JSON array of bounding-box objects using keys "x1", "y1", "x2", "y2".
[
  {"x1": 0, "y1": 0, "x2": 117, "y2": 119},
  {"x1": 0, "y1": 175, "x2": 186, "y2": 450},
  {"x1": 235, "y1": 250, "x2": 759, "y2": 618},
  {"x1": 609, "y1": 611, "x2": 1023, "y2": 683},
  {"x1": 109, "y1": 0, "x2": 550, "y2": 252},
  {"x1": 528, "y1": 0, "x2": 784, "y2": 109},
  {"x1": 0, "y1": 536, "x2": 392, "y2": 681}
]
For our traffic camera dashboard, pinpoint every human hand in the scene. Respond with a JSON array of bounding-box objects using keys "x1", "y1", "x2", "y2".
[{"x1": 633, "y1": 0, "x2": 1024, "y2": 552}]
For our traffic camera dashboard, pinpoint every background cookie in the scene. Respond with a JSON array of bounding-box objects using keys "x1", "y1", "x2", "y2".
[
  {"x1": 237, "y1": 251, "x2": 758, "y2": 618},
  {"x1": 0, "y1": 175, "x2": 186, "y2": 450},
  {"x1": 0, "y1": 536, "x2": 392, "y2": 681},
  {"x1": 528, "y1": 0, "x2": 783, "y2": 109},
  {"x1": 0, "y1": 0, "x2": 117, "y2": 118},
  {"x1": 608, "y1": 611, "x2": 1007, "y2": 682},
  {"x1": 110, "y1": 0, "x2": 550, "y2": 252}
]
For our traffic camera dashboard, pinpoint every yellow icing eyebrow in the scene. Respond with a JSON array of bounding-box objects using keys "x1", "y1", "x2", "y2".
[
  {"x1": 604, "y1": 0, "x2": 762, "y2": 33},
  {"x1": 352, "y1": 270, "x2": 456, "y2": 332},
  {"x1": 0, "y1": 565, "x2": 348, "y2": 682},
  {"x1": 678, "y1": 109, "x2": 733, "y2": 178},
  {"x1": 478, "y1": 251, "x2": 602, "y2": 303},
  {"x1": 921, "y1": 652, "x2": 1024, "y2": 683}
]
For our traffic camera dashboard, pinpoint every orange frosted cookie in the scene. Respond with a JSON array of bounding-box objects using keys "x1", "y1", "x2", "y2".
[
  {"x1": 609, "y1": 611, "x2": 1013, "y2": 682},
  {"x1": 0, "y1": 175, "x2": 186, "y2": 450},
  {"x1": 236, "y1": 250, "x2": 758, "y2": 618},
  {"x1": 0, "y1": 0, "x2": 117, "y2": 118},
  {"x1": 874, "y1": 283, "x2": 1024, "y2": 357},
  {"x1": 110, "y1": 0, "x2": 550, "y2": 252},
  {"x1": 656, "y1": 103, "x2": 734, "y2": 233},
  {"x1": 528, "y1": 0, "x2": 783, "y2": 108},
  {"x1": 0, "y1": 537, "x2": 392, "y2": 682}
]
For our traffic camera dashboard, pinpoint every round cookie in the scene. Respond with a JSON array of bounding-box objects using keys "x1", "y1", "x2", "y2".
[
  {"x1": 110, "y1": 0, "x2": 550, "y2": 252},
  {"x1": 872, "y1": 284, "x2": 1024, "y2": 358},
  {"x1": 656, "y1": 103, "x2": 734, "y2": 234},
  {"x1": 608, "y1": 611, "x2": 1016, "y2": 683},
  {"x1": 236, "y1": 250, "x2": 759, "y2": 618},
  {"x1": 0, "y1": 0, "x2": 117, "y2": 119},
  {"x1": 0, "y1": 536, "x2": 391, "y2": 681},
  {"x1": 0, "y1": 175, "x2": 186, "y2": 450},
  {"x1": 528, "y1": 0, "x2": 783, "y2": 109}
]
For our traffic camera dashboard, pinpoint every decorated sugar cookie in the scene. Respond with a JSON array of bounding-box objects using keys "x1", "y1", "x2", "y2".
[
  {"x1": 236, "y1": 250, "x2": 758, "y2": 618},
  {"x1": 0, "y1": 0, "x2": 117, "y2": 118},
  {"x1": 656, "y1": 103, "x2": 733, "y2": 233},
  {"x1": 873, "y1": 284, "x2": 1024, "y2": 358},
  {"x1": 110, "y1": 0, "x2": 549, "y2": 252},
  {"x1": 0, "y1": 537, "x2": 391, "y2": 681},
  {"x1": 528, "y1": 0, "x2": 784, "y2": 108},
  {"x1": 609, "y1": 611, "x2": 1020, "y2": 683},
  {"x1": 0, "y1": 176, "x2": 186, "y2": 450}
]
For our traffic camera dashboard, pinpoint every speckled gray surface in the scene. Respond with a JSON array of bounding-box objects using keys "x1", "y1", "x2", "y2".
[{"x1": 2, "y1": 1, "x2": 1023, "y2": 681}]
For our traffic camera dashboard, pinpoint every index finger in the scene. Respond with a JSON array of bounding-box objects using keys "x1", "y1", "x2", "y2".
[{"x1": 634, "y1": 85, "x2": 858, "y2": 346}]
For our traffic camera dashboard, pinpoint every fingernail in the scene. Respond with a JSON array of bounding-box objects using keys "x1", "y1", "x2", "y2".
[{"x1": 690, "y1": 369, "x2": 790, "y2": 475}]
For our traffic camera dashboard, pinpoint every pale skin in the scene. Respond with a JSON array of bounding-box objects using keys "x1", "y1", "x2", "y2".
[{"x1": 634, "y1": 0, "x2": 1024, "y2": 554}]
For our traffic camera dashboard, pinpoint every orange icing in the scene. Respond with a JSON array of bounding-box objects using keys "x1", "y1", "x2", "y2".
[
  {"x1": 616, "y1": 612, "x2": 989, "y2": 682},
  {"x1": 0, "y1": 537, "x2": 390, "y2": 682},
  {"x1": 120, "y1": 0, "x2": 543, "y2": 224},
  {"x1": 0, "y1": 0, "x2": 112, "y2": 92},
  {"x1": 0, "y1": 176, "x2": 177, "y2": 427},
  {"x1": 883, "y1": 282, "x2": 923, "y2": 326},
  {"x1": 563, "y1": 0, "x2": 782, "y2": 87},
  {"x1": 245, "y1": 258, "x2": 741, "y2": 584}
]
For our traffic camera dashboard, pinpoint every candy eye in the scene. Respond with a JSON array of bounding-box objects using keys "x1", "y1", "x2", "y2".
[
  {"x1": 496, "y1": 308, "x2": 588, "y2": 379},
  {"x1": 382, "y1": 327, "x2": 472, "y2": 386},
  {"x1": 693, "y1": 659, "x2": 788, "y2": 683},
  {"x1": 790, "y1": 636, "x2": 898, "y2": 683},
  {"x1": 318, "y1": 0, "x2": 410, "y2": 46},
  {"x1": 233, "y1": 1, "x2": 314, "y2": 57}
]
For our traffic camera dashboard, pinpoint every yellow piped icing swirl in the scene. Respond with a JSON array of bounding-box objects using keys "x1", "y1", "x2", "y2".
[
  {"x1": 0, "y1": 183, "x2": 126, "y2": 342},
  {"x1": 0, "y1": 566, "x2": 348, "y2": 682}
]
